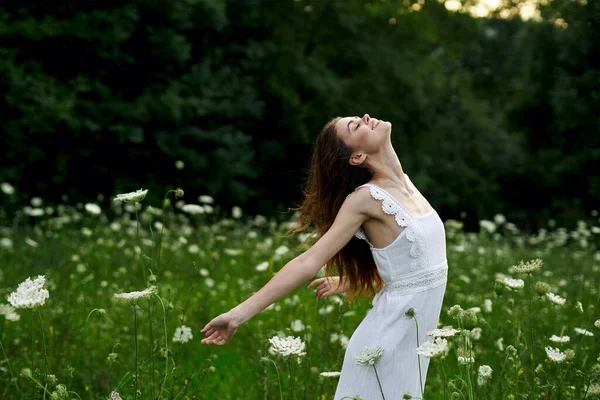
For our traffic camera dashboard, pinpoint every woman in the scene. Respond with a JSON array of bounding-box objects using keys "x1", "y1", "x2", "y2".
[{"x1": 201, "y1": 114, "x2": 448, "y2": 399}]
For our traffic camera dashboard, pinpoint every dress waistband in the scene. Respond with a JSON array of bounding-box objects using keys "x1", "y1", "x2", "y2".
[{"x1": 382, "y1": 260, "x2": 448, "y2": 296}]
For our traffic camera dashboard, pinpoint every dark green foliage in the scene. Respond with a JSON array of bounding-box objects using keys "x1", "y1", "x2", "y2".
[{"x1": 0, "y1": 0, "x2": 597, "y2": 230}]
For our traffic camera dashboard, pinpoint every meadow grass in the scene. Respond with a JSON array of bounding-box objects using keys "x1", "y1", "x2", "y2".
[{"x1": 0, "y1": 189, "x2": 598, "y2": 399}]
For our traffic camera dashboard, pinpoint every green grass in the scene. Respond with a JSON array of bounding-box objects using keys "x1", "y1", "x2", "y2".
[{"x1": 0, "y1": 192, "x2": 598, "y2": 399}]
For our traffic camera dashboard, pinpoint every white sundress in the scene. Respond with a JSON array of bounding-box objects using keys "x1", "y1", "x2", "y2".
[{"x1": 334, "y1": 174, "x2": 448, "y2": 400}]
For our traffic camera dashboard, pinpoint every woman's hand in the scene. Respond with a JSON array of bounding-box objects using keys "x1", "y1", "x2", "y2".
[
  {"x1": 307, "y1": 276, "x2": 348, "y2": 300},
  {"x1": 200, "y1": 312, "x2": 241, "y2": 345}
]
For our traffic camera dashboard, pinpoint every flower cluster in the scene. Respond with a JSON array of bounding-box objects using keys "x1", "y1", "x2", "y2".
[
  {"x1": 173, "y1": 325, "x2": 194, "y2": 344},
  {"x1": 511, "y1": 259, "x2": 543, "y2": 273},
  {"x1": 114, "y1": 189, "x2": 148, "y2": 204},
  {"x1": 8, "y1": 275, "x2": 50, "y2": 309},
  {"x1": 114, "y1": 286, "x2": 156, "y2": 303},
  {"x1": 416, "y1": 337, "x2": 449, "y2": 359},
  {"x1": 355, "y1": 345, "x2": 384, "y2": 366},
  {"x1": 267, "y1": 335, "x2": 306, "y2": 358}
]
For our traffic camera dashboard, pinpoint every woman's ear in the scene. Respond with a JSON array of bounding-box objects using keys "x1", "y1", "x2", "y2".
[{"x1": 349, "y1": 153, "x2": 366, "y2": 166}]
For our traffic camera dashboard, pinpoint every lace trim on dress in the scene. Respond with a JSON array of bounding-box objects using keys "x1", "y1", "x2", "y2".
[
  {"x1": 383, "y1": 260, "x2": 448, "y2": 295},
  {"x1": 352, "y1": 182, "x2": 429, "y2": 271}
]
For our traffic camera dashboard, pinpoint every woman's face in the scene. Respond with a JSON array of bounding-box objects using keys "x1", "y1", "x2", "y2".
[{"x1": 335, "y1": 114, "x2": 391, "y2": 154}]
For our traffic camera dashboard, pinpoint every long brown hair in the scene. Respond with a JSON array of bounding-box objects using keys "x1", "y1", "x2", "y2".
[{"x1": 287, "y1": 116, "x2": 384, "y2": 304}]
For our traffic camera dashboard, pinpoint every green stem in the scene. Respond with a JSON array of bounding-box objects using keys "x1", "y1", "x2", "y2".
[
  {"x1": 373, "y1": 365, "x2": 386, "y2": 400},
  {"x1": 153, "y1": 293, "x2": 169, "y2": 399},
  {"x1": 265, "y1": 358, "x2": 283, "y2": 400},
  {"x1": 133, "y1": 304, "x2": 139, "y2": 400},
  {"x1": 288, "y1": 357, "x2": 294, "y2": 400},
  {"x1": 412, "y1": 316, "x2": 424, "y2": 397},
  {"x1": 0, "y1": 338, "x2": 20, "y2": 396},
  {"x1": 135, "y1": 207, "x2": 147, "y2": 287},
  {"x1": 149, "y1": 297, "x2": 155, "y2": 400},
  {"x1": 38, "y1": 309, "x2": 49, "y2": 400},
  {"x1": 30, "y1": 310, "x2": 34, "y2": 399}
]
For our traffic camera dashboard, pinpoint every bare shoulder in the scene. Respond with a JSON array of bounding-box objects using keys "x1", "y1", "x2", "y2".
[{"x1": 344, "y1": 184, "x2": 379, "y2": 220}]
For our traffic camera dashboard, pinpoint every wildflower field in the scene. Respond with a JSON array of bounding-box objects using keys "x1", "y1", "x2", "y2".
[{"x1": 0, "y1": 185, "x2": 599, "y2": 399}]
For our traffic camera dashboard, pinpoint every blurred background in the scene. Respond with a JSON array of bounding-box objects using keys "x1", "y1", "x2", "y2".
[{"x1": 1, "y1": 0, "x2": 598, "y2": 231}]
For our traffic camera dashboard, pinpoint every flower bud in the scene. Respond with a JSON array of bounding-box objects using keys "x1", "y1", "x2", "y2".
[
  {"x1": 535, "y1": 281, "x2": 550, "y2": 296},
  {"x1": 447, "y1": 305, "x2": 464, "y2": 321},
  {"x1": 462, "y1": 310, "x2": 478, "y2": 330},
  {"x1": 564, "y1": 349, "x2": 575, "y2": 360},
  {"x1": 405, "y1": 308, "x2": 416, "y2": 318},
  {"x1": 175, "y1": 188, "x2": 184, "y2": 198},
  {"x1": 494, "y1": 280, "x2": 505, "y2": 296}
]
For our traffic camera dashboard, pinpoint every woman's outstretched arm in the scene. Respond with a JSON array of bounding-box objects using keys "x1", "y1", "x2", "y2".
[{"x1": 200, "y1": 188, "x2": 373, "y2": 345}]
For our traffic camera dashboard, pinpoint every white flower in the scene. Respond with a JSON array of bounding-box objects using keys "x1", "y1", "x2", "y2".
[
  {"x1": 470, "y1": 327, "x2": 482, "y2": 341},
  {"x1": 493, "y1": 214, "x2": 506, "y2": 225},
  {"x1": 479, "y1": 220, "x2": 496, "y2": 233},
  {"x1": 1, "y1": 182, "x2": 15, "y2": 195},
  {"x1": 114, "y1": 286, "x2": 156, "y2": 303},
  {"x1": 0, "y1": 238, "x2": 13, "y2": 249},
  {"x1": 546, "y1": 292, "x2": 566, "y2": 305},
  {"x1": 416, "y1": 338, "x2": 449, "y2": 359},
  {"x1": 114, "y1": 189, "x2": 148, "y2": 204},
  {"x1": 0, "y1": 304, "x2": 20, "y2": 321},
  {"x1": 175, "y1": 160, "x2": 185, "y2": 170},
  {"x1": 319, "y1": 371, "x2": 341, "y2": 378},
  {"x1": 85, "y1": 203, "x2": 101, "y2": 215},
  {"x1": 483, "y1": 298, "x2": 493, "y2": 313},
  {"x1": 31, "y1": 197, "x2": 43, "y2": 207},
  {"x1": 25, "y1": 238, "x2": 38, "y2": 248},
  {"x1": 268, "y1": 335, "x2": 306, "y2": 358},
  {"x1": 595, "y1": 319, "x2": 600, "y2": 329},
  {"x1": 477, "y1": 365, "x2": 493, "y2": 386},
  {"x1": 427, "y1": 327, "x2": 461, "y2": 338},
  {"x1": 458, "y1": 356, "x2": 475, "y2": 365},
  {"x1": 355, "y1": 345, "x2": 384, "y2": 365},
  {"x1": 511, "y1": 259, "x2": 543, "y2": 273},
  {"x1": 574, "y1": 327, "x2": 594, "y2": 337},
  {"x1": 275, "y1": 245, "x2": 289, "y2": 256},
  {"x1": 172, "y1": 325, "x2": 193, "y2": 344},
  {"x1": 7, "y1": 276, "x2": 50, "y2": 309},
  {"x1": 198, "y1": 195, "x2": 214, "y2": 204},
  {"x1": 575, "y1": 301, "x2": 583, "y2": 313},
  {"x1": 478, "y1": 365, "x2": 492, "y2": 378},
  {"x1": 503, "y1": 277, "x2": 525, "y2": 289},
  {"x1": 110, "y1": 391, "x2": 123, "y2": 400},
  {"x1": 545, "y1": 346, "x2": 566, "y2": 363},
  {"x1": 255, "y1": 261, "x2": 269, "y2": 271},
  {"x1": 232, "y1": 206, "x2": 242, "y2": 219},
  {"x1": 203, "y1": 204, "x2": 214, "y2": 214},
  {"x1": 549, "y1": 335, "x2": 570, "y2": 343},
  {"x1": 291, "y1": 319, "x2": 305, "y2": 332},
  {"x1": 188, "y1": 244, "x2": 200, "y2": 254},
  {"x1": 181, "y1": 204, "x2": 204, "y2": 215}
]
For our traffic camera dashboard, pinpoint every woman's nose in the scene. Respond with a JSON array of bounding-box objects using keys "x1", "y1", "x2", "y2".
[{"x1": 363, "y1": 114, "x2": 370, "y2": 122}]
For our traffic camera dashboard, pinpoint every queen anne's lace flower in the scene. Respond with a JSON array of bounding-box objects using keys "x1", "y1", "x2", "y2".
[
  {"x1": 416, "y1": 338, "x2": 449, "y2": 358},
  {"x1": 549, "y1": 335, "x2": 570, "y2": 343},
  {"x1": 114, "y1": 286, "x2": 156, "y2": 303},
  {"x1": 458, "y1": 356, "x2": 475, "y2": 365},
  {"x1": 477, "y1": 365, "x2": 493, "y2": 386},
  {"x1": 0, "y1": 304, "x2": 20, "y2": 321},
  {"x1": 114, "y1": 189, "x2": 148, "y2": 204},
  {"x1": 545, "y1": 346, "x2": 566, "y2": 363},
  {"x1": 319, "y1": 371, "x2": 341, "y2": 377},
  {"x1": 511, "y1": 259, "x2": 543, "y2": 273},
  {"x1": 355, "y1": 345, "x2": 384, "y2": 366},
  {"x1": 546, "y1": 292, "x2": 566, "y2": 305},
  {"x1": 172, "y1": 325, "x2": 193, "y2": 344},
  {"x1": 574, "y1": 327, "x2": 594, "y2": 337},
  {"x1": 110, "y1": 391, "x2": 123, "y2": 400},
  {"x1": 502, "y1": 277, "x2": 525, "y2": 289},
  {"x1": 8, "y1": 276, "x2": 50, "y2": 309},
  {"x1": 427, "y1": 327, "x2": 460, "y2": 338},
  {"x1": 85, "y1": 203, "x2": 101, "y2": 215},
  {"x1": 268, "y1": 335, "x2": 306, "y2": 358},
  {"x1": 181, "y1": 204, "x2": 204, "y2": 215}
]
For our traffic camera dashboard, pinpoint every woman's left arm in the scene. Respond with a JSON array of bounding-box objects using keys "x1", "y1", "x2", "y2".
[{"x1": 200, "y1": 188, "x2": 373, "y2": 345}]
